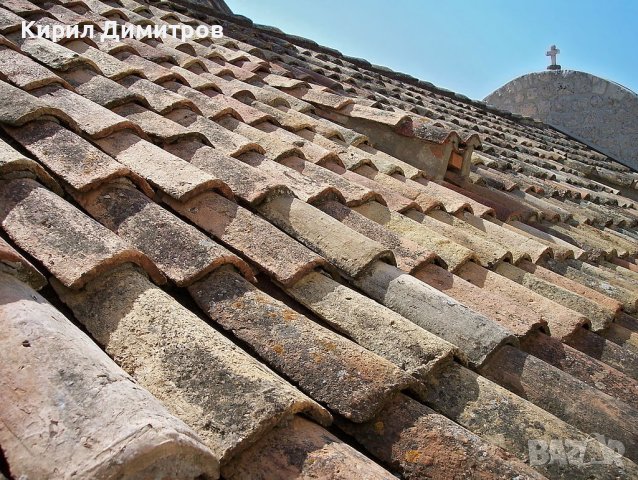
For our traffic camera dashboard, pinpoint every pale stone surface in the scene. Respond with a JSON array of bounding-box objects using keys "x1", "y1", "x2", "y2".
[{"x1": 485, "y1": 70, "x2": 638, "y2": 171}]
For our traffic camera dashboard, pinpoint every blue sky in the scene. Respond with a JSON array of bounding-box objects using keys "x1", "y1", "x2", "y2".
[{"x1": 226, "y1": 0, "x2": 638, "y2": 100}]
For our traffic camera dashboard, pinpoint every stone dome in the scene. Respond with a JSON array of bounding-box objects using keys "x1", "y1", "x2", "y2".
[{"x1": 484, "y1": 70, "x2": 638, "y2": 171}]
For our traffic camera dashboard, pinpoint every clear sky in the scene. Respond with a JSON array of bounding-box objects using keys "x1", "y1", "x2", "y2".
[{"x1": 226, "y1": 0, "x2": 638, "y2": 100}]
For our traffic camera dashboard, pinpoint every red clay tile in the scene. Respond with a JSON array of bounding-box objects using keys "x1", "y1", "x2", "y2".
[
  {"x1": 338, "y1": 393, "x2": 546, "y2": 480},
  {"x1": 0, "y1": 235, "x2": 46, "y2": 289},
  {"x1": 423, "y1": 361, "x2": 634, "y2": 479},
  {"x1": 318, "y1": 199, "x2": 437, "y2": 272},
  {"x1": 0, "y1": 46, "x2": 69, "y2": 90},
  {"x1": 189, "y1": 265, "x2": 414, "y2": 422},
  {"x1": 4, "y1": 120, "x2": 147, "y2": 193},
  {"x1": 521, "y1": 330, "x2": 638, "y2": 408},
  {"x1": 0, "y1": 178, "x2": 165, "y2": 288},
  {"x1": 94, "y1": 130, "x2": 228, "y2": 201},
  {"x1": 223, "y1": 416, "x2": 395, "y2": 480},
  {"x1": 163, "y1": 189, "x2": 328, "y2": 286},
  {"x1": 458, "y1": 261, "x2": 588, "y2": 339},
  {"x1": 258, "y1": 195, "x2": 395, "y2": 277},
  {"x1": 119, "y1": 75, "x2": 199, "y2": 114},
  {"x1": 481, "y1": 344, "x2": 638, "y2": 463},
  {"x1": 76, "y1": 180, "x2": 254, "y2": 285},
  {"x1": 0, "y1": 79, "x2": 77, "y2": 128},
  {"x1": 55, "y1": 264, "x2": 331, "y2": 464},
  {"x1": 0, "y1": 137, "x2": 62, "y2": 194},
  {"x1": 0, "y1": 271, "x2": 218, "y2": 479},
  {"x1": 415, "y1": 263, "x2": 546, "y2": 338}
]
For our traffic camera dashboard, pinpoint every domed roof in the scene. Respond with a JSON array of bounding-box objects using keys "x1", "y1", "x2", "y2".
[{"x1": 485, "y1": 70, "x2": 638, "y2": 171}]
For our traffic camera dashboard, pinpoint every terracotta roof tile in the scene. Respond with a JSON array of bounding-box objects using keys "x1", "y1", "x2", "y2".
[
  {"x1": 189, "y1": 265, "x2": 414, "y2": 422},
  {"x1": 119, "y1": 75, "x2": 199, "y2": 113},
  {"x1": 354, "y1": 164, "x2": 443, "y2": 211},
  {"x1": 458, "y1": 261, "x2": 588, "y2": 339},
  {"x1": 238, "y1": 151, "x2": 343, "y2": 203},
  {"x1": 288, "y1": 270, "x2": 458, "y2": 377},
  {"x1": 521, "y1": 330, "x2": 638, "y2": 409},
  {"x1": 223, "y1": 416, "x2": 395, "y2": 479},
  {"x1": 440, "y1": 179, "x2": 496, "y2": 217},
  {"x1": 76, "y1": 180, "x2": 253, "y2": 285},
  {"x1": 118, "y1": 50, "x2": 184, "y2": 82},
  {"x1": 254, "y1": 120, "x2": 340, "y2": 164},
  {"x1": 353, "y1": 261, "x2": 517, "y2": 367},
  {"x1": 409, "y1": 209, "x2": 514, "y2": 267},
  {"x1": 287, "y1": 157, "x2": 382, "y2": 203},
  {"x1": 111, "y1": 102, "x2": 206, "y2": 143},
  {"x1": 15, "y1": 36, "x2": 100, "y2": 72},
  {"x1": 0, "y1": 7, "x2": 24, "y2": 34},
  {"x1": 446, "y1": 173, "x2": 538, "y2": 221},
  {"x1": 165, "y1": 108, "x2": 262, "y2": 155},
  {"x1": 415, "y1": 263, "x2": 547, "y2": 338},
  {"x1": 55, "y1": 265, "x2": 330, "y2": 462},
  {"x1": 481, "y1": 344, "x2": 638, "y2": 464},
  {"x1": 318, "y1": 199, "x2": 437, "y2": 272},
  {"x1": 0, "y1": 272, "x2": 219, "y2": 479},
  {"x1": 0, "y1": 177, "x2": 164, "y2": 288},
  {"x1": 459, "y1": 211, "x2": 552, "y2": 263},
  {"x1": 504, "y1": 219, "x2": 587, "y2": 260},
  {"x1": 0, "y1": 79, "x2": 77, "y2": 128},
  {"x1": 338, "y1": 393, "x2": 546, "y2": 480},
  {"x1": 422, "y1": 361, "x2": 635, "y2": 479},
  {"x1": 93, "y1": 130, "x2": 227, "y2": 201},
  {"x1": 31, "y1": 84, "x2": 143, "y2": 138},
  {"x1": 248, "y1": 100, "x2": 314, "y2": 131},
  {"x1": 354, "y1": 200, "x2": 476, "y2": 271},
  {"x1": 0, "y1": 46, "x2": 70, "y2": 91},
  {"x1": 0, "y1": 235, "x2": 46, "y2": 289},
  {"x1": 0, "y1": 136, "x2": 62, "y2": 194},
  {"x1": 259, "y1": 195, "x2": 394, "y2": 277},
  {"x1": 163, "y1": 190, "x2": 328, "y2": 286},
  {"x1": 1, "y1": 1, "x2": 637, "y2": 475},
  {"x1": 61, "y1": 67, "x2": 142, "y2": 107},
  {"x1": 1, "y1": 0, "x2": 42, "y2": 16},
  {"x1": 3, "y1": 120, "x2": 144, "y2": 193}
]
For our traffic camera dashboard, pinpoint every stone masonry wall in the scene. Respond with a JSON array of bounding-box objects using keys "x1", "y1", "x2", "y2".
[{"x1": 485, "y1": 70, "x2": 638, "y2": 171}]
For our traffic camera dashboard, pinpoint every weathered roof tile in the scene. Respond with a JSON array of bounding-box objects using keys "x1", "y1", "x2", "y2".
[
  {"x1": 338, "y1": 393, "x2": 546, "y2": 480},
  {"x1": 55, "y1": 265, "x2": 330, "y2": 463},
  {"x1": 94, "y1": 130, "x2": 228, "y2": 201},
  {"x1": 189, "y1": 266, "x2": 414, "y2": 422},
  {"x1": 0, "y1": 46, "x2": 69, "y2": 90},
  {"x1": 31, "y1": 84, "x2": 142, "y2": 138},
  {"x1": 3, "y1": 120, "x2": 142, "y2": 192},
  {"x1": 0, "y1": 80, "x2": 76, "y2": 128},
  {"x1": 119, "y1": 75, "x2": 198, "y2": 113},
  {"x1": 0, "y1": 272, "x2": 219, "y2": 479},
  {"x1": 76, "y1": 180, "x2": 254, "y2": 285},
  {"x1": 0, "y1": 178, "x2": 164, "y2": 288},
  {"x1": 163, "y1": 190, "x2": 328, "y2": 286},
  {"x1": 0, "y1": 235, "x2": 46, "y2": 289},
  {"x1": 258, "y1": 195, "x2": 395, "y2": 278},
  {"x1": 354, "y1": 200, "x2": 476, "y2": 271},
  {"x1": 223, "y1": 416, "x2": 395, "y2": 479}
]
